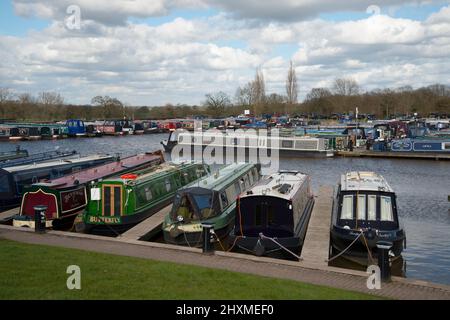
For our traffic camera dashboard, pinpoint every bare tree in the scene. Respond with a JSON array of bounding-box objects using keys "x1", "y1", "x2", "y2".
[
  {"x1": 0, "y1": 88, "x2": 13, "y2": 103},
  {"x1": 333, "y1": 78, "x2": 360, "y2": 96},
  {"x1": 0, "y1": 88, "x2": 13, "y2": 118},
  {"x1": 91, "y1": 96, "x2": 124, "y2": 119},
  {"x1": 38, "y1": 92, "x2": 64, "y2": 106},
  {"x1": 286, "y1": 60, "x2": 298, "y2": 106},
  {"x1": 306, "y1": 88, "x2": 332, "y2": 101},
  {"x1": 235, "y1": 83, "x2": 253, "y2": 107},
  {"x1": 251, "y1": 68, "x2": 266, "y2": 115},
  {"x1": 204, "y1": 91, "x2": 231, "y2": 117}
]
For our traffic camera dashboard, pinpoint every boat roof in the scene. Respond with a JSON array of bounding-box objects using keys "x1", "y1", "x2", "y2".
[
  {"x1": 340, "y1": 172, "x2": 394, "y2": 193},
  {"x1": 32, "y1": 152, "x2": 163, "y2": 188},
  {"x1": 103, "y1": 161, "x2": 204, "y2": 184},
  {"x1": 183, "y1": 163, "x2": 254, "y2": 192},
  {"x1": 2, "y1": 154, "x2": 112, "y2": 173},
  {"x1": 240, "y1": 171, "x2": 309, "y2": 200}
]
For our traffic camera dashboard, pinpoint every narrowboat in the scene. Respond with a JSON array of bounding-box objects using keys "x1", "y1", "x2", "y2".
[
  {"x1": 229, "y1": 171, "x2": 314, "y2": 260},
  {"x1": 133, "y1": 122, "x2": 145, "y2": 135},
  {"x1": 78, "y1": 162, "x2": 210, "y2": 235},
  {"x1": 0, "y1": 150, "x2": 77, "y2": 169},
  {"x1": 97, "y1": 120, "x2": 123, "y2": 135},
  {"x1": 66, "y1": 119, "x2": 86, "y2": 137},
  {"x1": 0, "y1": 146, "x2": 28, "y2": 162},
  {"x1": 142, "y1": 121, "x2": 160, "y2": 134},
  {"x1": 163, "y1": 163, "x2": 261, "y2": 247},
  {"x1": 391, "y1": 138, "x2": 450, "y2": 153},
  {"x1": 118, "y1": 119, "x2": 134, "y2": 135},
  {"x1": 330, "y1": 172, "x2": 406, "y2": 266},
  {"x1": 85, "y1": 124, "x2": 103, "y2": 137},
  {"x1": 162, "y1": 130, "x2": 334, "y2": 157},
  {"x1": 13, "y1": 151, "x2": 165, "y2": 229},
  {"x1": 0, "y1": 154, "x2": 114, "y2": 212}
]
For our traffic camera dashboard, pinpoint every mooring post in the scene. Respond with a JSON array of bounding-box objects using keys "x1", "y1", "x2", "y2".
[
  {"x1": 201, "y1": 223, "x2": 214, "y2": 254},
  {"x1": 34, "y1": 205, "x2": 47, "y2": 234},
  {"x1": 376, "y1": 241, "x2": 393, "y2": 282}
]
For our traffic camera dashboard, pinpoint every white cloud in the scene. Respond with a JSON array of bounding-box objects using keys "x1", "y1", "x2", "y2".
[{"x1": 2, "y1": 3, "x2": 450, "y2": 105}]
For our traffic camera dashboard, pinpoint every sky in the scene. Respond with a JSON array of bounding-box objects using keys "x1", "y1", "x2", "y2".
[{"x1": 1, "y1": 0, "x2": 450, "y2": 106}]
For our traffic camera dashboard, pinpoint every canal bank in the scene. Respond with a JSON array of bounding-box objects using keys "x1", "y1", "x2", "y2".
[{"x1": 1, "y1": 224, "x2": 449, "y2": 300}]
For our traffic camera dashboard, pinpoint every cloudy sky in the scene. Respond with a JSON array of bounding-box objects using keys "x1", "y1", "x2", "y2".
[{"x1": 1, "y1": 0, "x2": 450, "y2": 106}]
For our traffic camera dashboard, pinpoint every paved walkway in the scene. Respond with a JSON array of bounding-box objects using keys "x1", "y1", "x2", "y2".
[{"x1": 1, "y1": 225, "x2": 449, "y2": 300}]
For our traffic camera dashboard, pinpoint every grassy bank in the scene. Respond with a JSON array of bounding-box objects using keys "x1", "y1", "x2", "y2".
[{"x1": 0, "y1": 239, "x2": 380, "y2": 300}]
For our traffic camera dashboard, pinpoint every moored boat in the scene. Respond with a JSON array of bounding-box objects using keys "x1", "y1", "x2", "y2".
[
  {"x1": 229, "y1": 171, "x2": 314, "y2": 260},
  {"x1": 163, "y1": 163, "x2": 261, "y2": 247},
  {"x1": 0, "y1": 154, "x2": 114, "y2": 212},
  {"x1": 329, "y1": 172, "x2": 406, "y2": 266},
  {"x1": 78, "y1": 162, "x2": 210, "y2": 235},
  {"x1": 13, "y1": 151, "x2": 165, "y2": 229},
  {"x1": 0, "y1": 146, "x2": 28, "y2": 162},
  {"x1": 162, "y1": 130, "x2": 334, "y2": 157}
]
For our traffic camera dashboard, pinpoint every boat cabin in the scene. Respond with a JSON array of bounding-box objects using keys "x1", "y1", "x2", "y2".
[
  {"x1": 0, "y1": 154, "x2": 113, "y2": 212},
  {"x1": 333, "y1": 172, "x2": 399, "y2": 231},
  {"x1": 236, "y1": 171, "x2": 313, "y2": 238}
]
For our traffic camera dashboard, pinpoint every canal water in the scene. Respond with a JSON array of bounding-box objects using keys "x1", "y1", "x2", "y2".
[{"x1": 1, "y1": 134, "x2": 449, "y2": 285}]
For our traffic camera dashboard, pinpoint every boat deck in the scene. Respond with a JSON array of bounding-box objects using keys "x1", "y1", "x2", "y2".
[
  {"x1": 337, "y1": 149, "x2": 450, "y2": 160},
  {"x1": 301, "y1": 186, "x2": 333, "y2": 266},
  {"x1": 0, "y1": 207, "x2": 19, "y2": 222},
  {"x1": 120, "y1": 204, "x2": 172, "y2": 241}
]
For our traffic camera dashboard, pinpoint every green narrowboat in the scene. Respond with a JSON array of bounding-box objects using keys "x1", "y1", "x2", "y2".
[
  {"x1": 78, "y1": 162, "x2": 210, "y2": 235},
  {"x1": 163, "y1": 163, "x2": 261, "y2": 247}
]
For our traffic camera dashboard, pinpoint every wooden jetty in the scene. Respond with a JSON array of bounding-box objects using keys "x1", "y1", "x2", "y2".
[
  {"x1": 337, "y1": 149, "x2": 450, "y2": 160},
  {"x1": 120, "y1": 204, "x2": 172, "y2": 241},
  {"x1": 301, "y1": 186, "x2": 333, "y2": 267}
]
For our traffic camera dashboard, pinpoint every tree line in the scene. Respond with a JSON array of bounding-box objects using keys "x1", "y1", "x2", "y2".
[{"x1": 1, "y1": 62, "x2": 449, "y2": 122}]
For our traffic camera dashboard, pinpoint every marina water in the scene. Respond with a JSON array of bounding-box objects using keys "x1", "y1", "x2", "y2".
[{"x1": 1, "y1": 134, "x2": 449, "y2": 285}]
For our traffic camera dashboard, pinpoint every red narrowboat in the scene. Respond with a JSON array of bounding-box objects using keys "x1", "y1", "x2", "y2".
[{"x1": 14, "y1": 151, "x2": 165, "y2": 229}]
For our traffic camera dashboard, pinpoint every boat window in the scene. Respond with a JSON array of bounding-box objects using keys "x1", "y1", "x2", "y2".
[
  {"x1": 165, "y1": 179, "x2": 172, "y2": 192},
  {"x1": 0, "y1": 174, "x2": 10, "y2": 193},
  {"x1": 234, "y1": 182, "x2": 241, "y2": 195},
  {"x1": 144, "y1": 187, "x2": 153, "y2": 201},
  {"x1": 255, "y1": 204, "x2": 262, "y2": 226},
  {"x1": 220, "y1": 192, "x2": 228, "y2": 209},
  {"x1": 357, "y1": 195, "x2": 366, "y2": 220},
  {"x1": 267, "y1": 205, "x2": 275, "y2": 225},
  {"x1": 248, "y1": 172, "x2": 254, "y2": 185},
  {"x1": 341, "y1": 195, "x2": 353, "y2": 219},
  {"x1": 368, "y1": 195, "x2": 377, "y2": 220},
  {"x1": 380, "y1": 196, "x2": 394, "y2": 221},
  {"x1": 192, "y1": 193, "x2": 215, "y2": 219},
  {"x1": 282, "y1": 140, "x2": 293, "y2": 148},
  {"x1": 225, "y1": 185, "x2": 236, "y2": 204}
]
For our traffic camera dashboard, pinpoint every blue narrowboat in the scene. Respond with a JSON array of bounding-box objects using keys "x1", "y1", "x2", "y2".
[
  {"x1": 66, "y1": 119, "x2": 86, "y2": 137},
  {"x1": 391, "y1": 138, "x2": 450, "y2": 152}
]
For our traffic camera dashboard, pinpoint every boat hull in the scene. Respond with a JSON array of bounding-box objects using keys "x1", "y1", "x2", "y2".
[
  {"x1": 330, "y1": 227, "x2": 405, "y2": 262},
  {"x1": 81, "y1": 199, "x2": 171, "y2": 236}
]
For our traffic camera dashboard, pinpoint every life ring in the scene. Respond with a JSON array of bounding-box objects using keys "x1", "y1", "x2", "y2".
[{"x1": 120, "y1": 173, "x2": 138, "y2": 180}]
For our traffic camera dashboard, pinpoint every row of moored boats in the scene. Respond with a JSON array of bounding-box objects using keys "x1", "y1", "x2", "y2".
[{"x1": 0, "y1": 149, "x2": 405, "y2": 266}]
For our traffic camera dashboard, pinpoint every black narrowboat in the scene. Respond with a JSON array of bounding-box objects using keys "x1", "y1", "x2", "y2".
[
  {"x1": 330, "y1": 172, "x2": 406, "y2": 266},
  {"x1": 229, "y1": 171, "x2": 314, "y2": 260}
]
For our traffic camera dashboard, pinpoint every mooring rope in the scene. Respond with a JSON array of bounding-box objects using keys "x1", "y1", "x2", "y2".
[
  {"x1": 327, "y1": 231, "x2": 363, "y2": 263},
  {"x1": 258, "y1": 232, "x2": 302, "y2": 261}
]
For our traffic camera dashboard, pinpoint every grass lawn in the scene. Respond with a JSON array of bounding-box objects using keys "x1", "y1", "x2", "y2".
[{"x1": 0, "y1": 239, "x2": 381, "y2": 300}]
